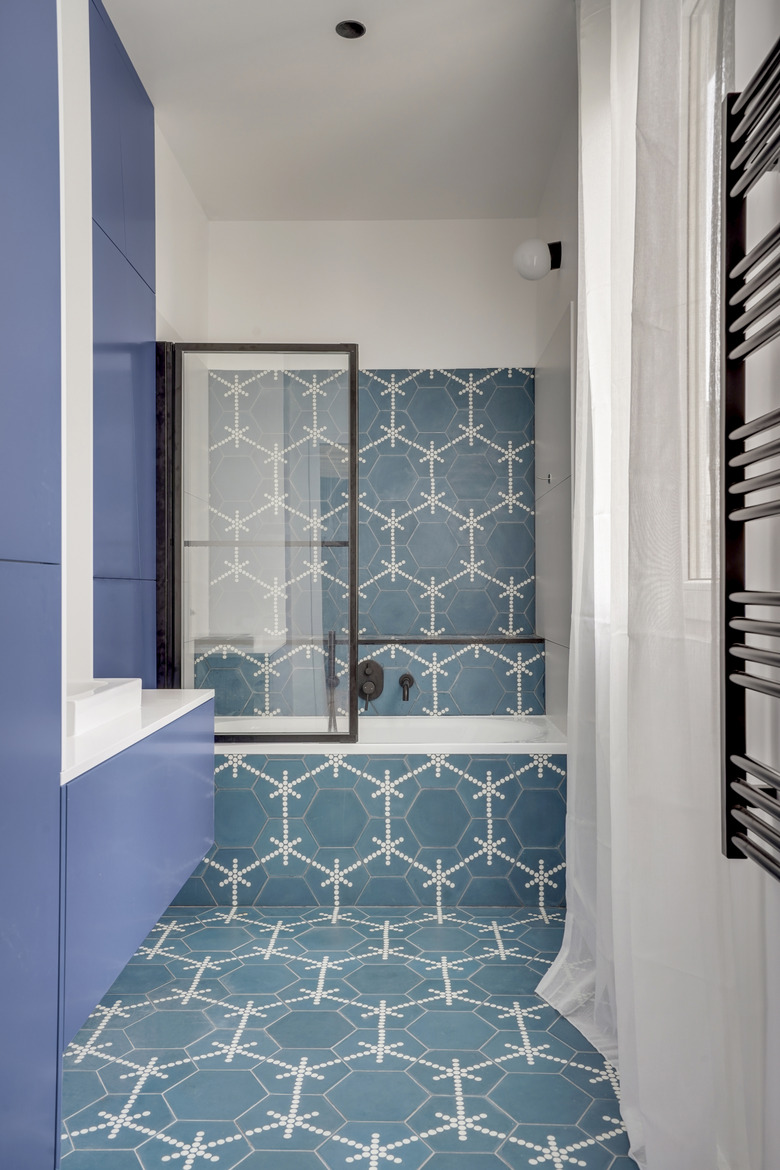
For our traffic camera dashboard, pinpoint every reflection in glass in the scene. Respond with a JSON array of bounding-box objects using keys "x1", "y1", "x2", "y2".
[{"x1": 175, "y1": 347, "x2": 356, "y2": 739}]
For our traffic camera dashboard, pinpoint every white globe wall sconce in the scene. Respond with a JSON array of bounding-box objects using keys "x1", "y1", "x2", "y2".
[{"x1": 513, "y1": 239, "x2": 562, "y2": 280}]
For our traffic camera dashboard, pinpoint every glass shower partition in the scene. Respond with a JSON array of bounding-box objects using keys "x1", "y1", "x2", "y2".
[{"x1": 158, "y1": 344, "x2": 358, "y2": 741}]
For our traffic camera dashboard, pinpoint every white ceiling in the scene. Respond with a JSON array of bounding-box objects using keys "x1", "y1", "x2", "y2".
[{"x1": 103, "y1": 0, "x2": 577, "y2": 221}]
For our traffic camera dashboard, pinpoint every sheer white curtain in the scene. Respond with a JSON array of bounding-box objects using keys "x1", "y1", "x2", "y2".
[{"x1": 537, "y1": 1, "x2": 767, "y2": 1166}]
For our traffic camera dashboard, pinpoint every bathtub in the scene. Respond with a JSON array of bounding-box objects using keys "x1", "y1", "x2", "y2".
[
  {"x1": 215, "y1": 714, "x2": 566, "y2": 755},
  {"x1": 203, "y1": 713, "x2": 568, "y2": 912}
]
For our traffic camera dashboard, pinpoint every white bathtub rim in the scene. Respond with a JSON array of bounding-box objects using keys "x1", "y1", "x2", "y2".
[{"x1": 214, "y1": 714, "x2": 567, "y2": 755}]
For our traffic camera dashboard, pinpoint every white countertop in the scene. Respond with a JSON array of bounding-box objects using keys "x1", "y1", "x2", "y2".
[{"x1": 61, "y1": 689, "x2": 215, "y2": 785}]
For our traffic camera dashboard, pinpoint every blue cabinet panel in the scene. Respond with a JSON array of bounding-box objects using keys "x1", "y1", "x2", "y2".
[
  {"x1": 0, "y1": 0, "x2": 61, "y2": 565},
  {"x1": 90, "y1": 0, "x2": 155, "y2": 290},
  {"x1": 0, "y1": 560, "x2": 62, "y2": 1168},
  {"x1": 89, "y1": 0, "x2": 126, "y2": 255},
  {"x1": 119, "y1": 62, "x2": 155, "y2": 291},
  {"x1": 93, "y1": 224, "x2": 156, "y2": 580},
  {"x1": 63, "y1": 701, "x2": 215, "y2": 1045},
  {"x1": 94, "y1": 577, "x2": 157, "y2": 686}
]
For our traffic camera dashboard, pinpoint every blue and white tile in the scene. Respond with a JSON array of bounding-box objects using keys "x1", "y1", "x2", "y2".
[{"x1": 62, "y1": 908, "x2": 636, "y2": 1169}]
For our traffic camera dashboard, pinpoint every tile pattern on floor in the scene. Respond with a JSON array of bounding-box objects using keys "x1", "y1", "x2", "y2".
[
  {"x1": 61, "y1": 908, "x2": 636, "y2": 1169},
  {"x1": 176, "y1": 752, "x2": 567, "y2": 910}
]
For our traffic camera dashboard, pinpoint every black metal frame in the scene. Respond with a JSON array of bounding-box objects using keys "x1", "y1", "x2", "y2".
[
  {"x1": 721, "y1": 35, "x2": 780, "y2": 872},
  {"x1": 157, "y1": 342, "x2": 360, "y2": 744}
]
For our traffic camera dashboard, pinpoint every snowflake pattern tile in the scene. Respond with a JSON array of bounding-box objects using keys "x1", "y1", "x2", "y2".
[
  {"x1": 358, "y1": 369, "x2": 535, "y2": 639},
  {"x1": 191, "y1": 366, "x2": 538, "y2": 721},
  {"x1": 61, "y1": 909, "x2": 636, "y2": 1169},
  {"x1": 356, "y1": 642, "x2": 544, "y2": 717},
  {"x1": 178, "y1": 752, "x2": 566, "y2": 912}
]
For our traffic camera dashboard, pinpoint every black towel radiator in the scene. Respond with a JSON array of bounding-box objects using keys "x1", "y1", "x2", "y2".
[{"x1": 722, "y1": 35, "x2": 780, "y2": 878}]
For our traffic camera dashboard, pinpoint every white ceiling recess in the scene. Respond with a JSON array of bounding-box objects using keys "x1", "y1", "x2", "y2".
[{"x1": 103, "y1": 0, "x2": 577, "y2": 221}]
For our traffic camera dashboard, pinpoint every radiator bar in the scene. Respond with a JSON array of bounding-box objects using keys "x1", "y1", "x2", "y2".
[
  {"x1": 732, "y1": 39, "x2": 780, "y2": 116},
  {"x1": 733, "y1": 807, "x2": 780, "y2": 853},
  {"x1": 729, "y1": 251, "x2": 780, "y2": 307},
  {"x1": 729, "y1": 591, "x2": 780, "y2": 605},
  {"x1": 730, "y1": 122, "x2": 780, "y2": 199},
  {"x1": 730, "y1": 223, "x2": 780, "y2": 281},
  {"x1": 729, "y1": 644, "x2": 780, "y2": 668},
  {"x1": 730, "y1": 281, "x2": 780, "y2": 334},
  {"x1": 728, "y1": 434, "x2": 780, "y2": 467},
  {"x1": 728, "y1": 498, "x2": 780, "y2": 522},
  {"x1": 732, "y1": 833, "x2": 780, "y2": 881},
  {"x1": 732, "y1": 779, "x2": 780, "y2": 819},
  {"x1": 729, "y1": 617, "x2": 780, "y2": 635},
  {"x1": 731, "y1": 752, "x2": 780, "y2": 787},
  {"x1": 729, "y1": 671, "x2": 780, "y2": 700},
  {"x1": 729, "y1": 313, "x2": 780, "y2": 362},
  {"x1": 728, "y1": 467, "x2": 780, "y2": 494},
  {"x1": 732, "y1": 82, "x2": 780, "y2": 160}
]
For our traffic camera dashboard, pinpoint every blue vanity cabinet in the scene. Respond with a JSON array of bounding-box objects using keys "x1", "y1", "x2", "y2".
[{"x1": 61, "y1": 700, "x2": 215, "y2": 1046}]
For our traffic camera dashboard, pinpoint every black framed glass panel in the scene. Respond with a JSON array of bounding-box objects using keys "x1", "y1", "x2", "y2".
[{"x1": 158, "y1": 343, "x2": 358, "y2": 742}]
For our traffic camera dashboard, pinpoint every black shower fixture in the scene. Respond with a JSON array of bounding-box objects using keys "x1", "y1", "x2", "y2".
[{"x1": 336, "y1": 19, "x2": 366, "y2": 39}]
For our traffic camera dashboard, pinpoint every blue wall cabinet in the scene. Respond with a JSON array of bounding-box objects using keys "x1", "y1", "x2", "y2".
[
  {"x1": 89, "y1": 0, "x2": 155, "y2": 290},
  {"x1": 0, "y1": 2, "x2": 63, "y2": 1165},
  {"x1": 90, "y1": 0, "x2": 157, "y2": 684},
  {"x1": 93, "y1": 577, "x2": 157, "y2": 687},
  {"x1": 89, "y1": 0, "x2": 126, "y2": 256},
  {"x1": 118, "y1": 49, "x2": 156, "y2": 290},
  {"x1": 92, "y1": 222, "x2": 156, "y2": 582},
  {"x1": 0, "y1": 0, "x2": 62, "y2": 565},
  {"x1": 62, "y1": 701, "x2": 215, "y2": 1046},
  {"x1": 0, "y1": 562, "x2": 62, "y2": 1168}
]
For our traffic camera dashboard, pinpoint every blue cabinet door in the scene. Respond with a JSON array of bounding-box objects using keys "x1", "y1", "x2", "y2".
[
  {"x1": 90, "y1": 0, "x2": 155, "y2": 290},
  {"x1": 0, "y1": 0, "x2": 61, "y2": 566},
  {"x1": 0, "y1": 560, "x2": 62, "y2": 1168},
  {"x1": 93, "y1": 577, "x2": 156, "y2": 686},
  {"x1": 62, "y1": 701, "x2": 215, "y2": 1045},
  {"x1": 93, "y1": 222, "x2": 156, "y2": 582},
  {"x1": 89, "y1": 0, "x2": 126, "y2": 255},
  {"x1": 118, "y1": 59, "x2": 155, "y2": 291}
]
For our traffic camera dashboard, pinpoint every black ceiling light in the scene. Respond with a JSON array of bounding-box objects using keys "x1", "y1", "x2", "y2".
[{"x1": 336, "y1": 20, "x2": 366, "y2": 39}]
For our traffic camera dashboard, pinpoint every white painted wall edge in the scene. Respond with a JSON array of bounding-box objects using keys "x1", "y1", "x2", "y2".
[
  {"x1": 58, "y1": 0, "x2": 94, "y2": 763},
  {"x1": 155, "y1": 122, "x2": 209, "y2": 342}
]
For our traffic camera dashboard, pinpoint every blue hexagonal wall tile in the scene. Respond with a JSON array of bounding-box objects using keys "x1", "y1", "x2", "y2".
[
  {"x1": 305, "y1": 789, "x2": 369, "y2": 847},
  {"x1": 214, "y1": 788, "x2": 266, "y2": 848},
  {"x1": 201, "y1": 750, "x2": 566, "y2": 912},
  {"x1": 408, "y1": 790, "x2": 470, "y2": 847}
]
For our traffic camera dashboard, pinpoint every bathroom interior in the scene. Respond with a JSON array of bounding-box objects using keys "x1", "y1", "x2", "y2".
[{"x1": 3, "y1": 0, "x2": 780, "y2": 1168}]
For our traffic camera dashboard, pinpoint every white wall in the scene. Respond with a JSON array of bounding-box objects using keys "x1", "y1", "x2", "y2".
[
  {"x1": 533, "y1": 105, "x2": 578, "y2": 731},
  {"x1": 207, "y1": 218, "x2": 538, "y2": 367},
  {"x1": 536, "y1": 105, "x2": 578, "y2": 356},
  {"x1": 535, "y1": 306, "x2": 573, "y2": 732},
  {"x1": 58, "y1": 0, "x2": 94, "y2": 725},
  {"x1": 155, "y1": 124, "x2": 209, "y2": 341}
]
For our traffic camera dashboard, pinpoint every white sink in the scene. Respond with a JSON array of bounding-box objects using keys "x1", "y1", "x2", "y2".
[{"x1": 66, "y1": 678, "x2": 143, "y2": 737}]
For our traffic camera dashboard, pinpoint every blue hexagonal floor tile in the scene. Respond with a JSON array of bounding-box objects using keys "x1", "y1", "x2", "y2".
[{"x1": 60, "y1": 908, "x2": 637, "y2": 1170}]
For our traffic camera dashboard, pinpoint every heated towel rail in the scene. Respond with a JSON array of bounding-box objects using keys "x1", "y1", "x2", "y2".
[{"x1": 722, "y1": 35, "x2": 780, "y2": 878}]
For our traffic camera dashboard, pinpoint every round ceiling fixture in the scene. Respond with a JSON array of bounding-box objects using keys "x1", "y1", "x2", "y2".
[{"x1": 336, "y1": 19, "x2": 366, "y2": 39}]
